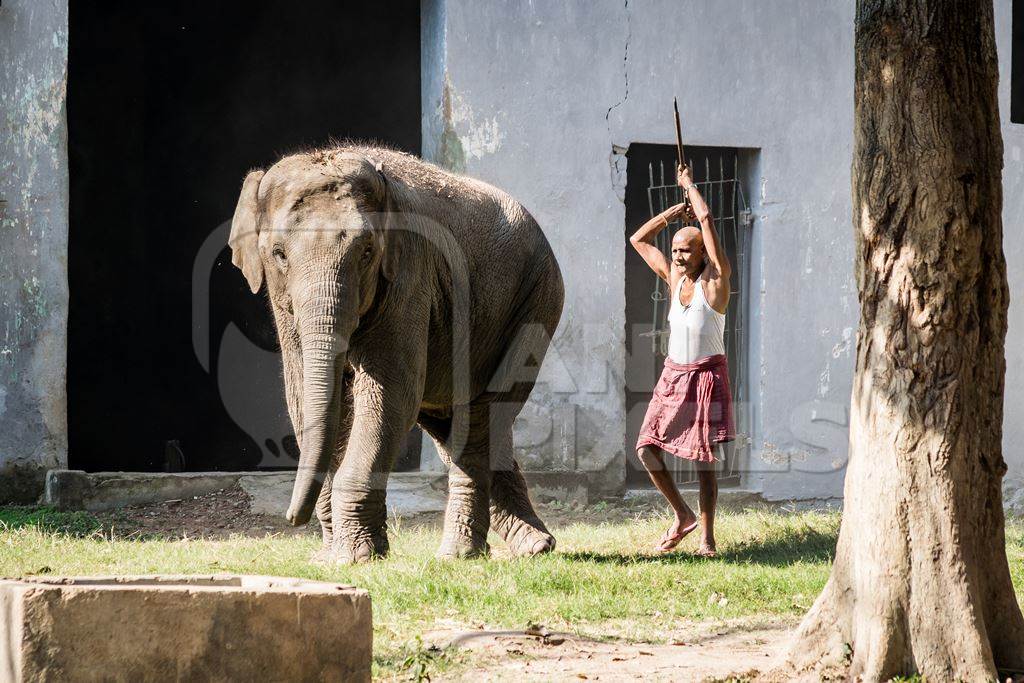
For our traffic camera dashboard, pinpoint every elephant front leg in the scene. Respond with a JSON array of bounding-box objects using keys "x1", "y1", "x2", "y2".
[
  {"x1": 312, "y1": 383, "x2": 352, "y2": 562},
  {"x1": 324, "y1": 371, "x2": 416, "y2": 564},
  {"x1": 311, "y1": 463, "x2": 340, "y2": 563}
]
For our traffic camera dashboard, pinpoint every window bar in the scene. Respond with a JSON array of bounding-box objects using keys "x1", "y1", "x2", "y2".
[
  {"x1": 659, "y1": 160, "x2": 670, "y2": 357},
  {"x1": 646, "y1": 164, "x2": 660, "y2": 347},
  {"x1": 705, "y1": 156, "x2": 712, "y2": 220}
]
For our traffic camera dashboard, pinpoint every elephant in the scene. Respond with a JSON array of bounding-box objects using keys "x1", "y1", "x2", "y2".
[{"x1": 228, "y1": 144, "x2": 564, "y2": 562}]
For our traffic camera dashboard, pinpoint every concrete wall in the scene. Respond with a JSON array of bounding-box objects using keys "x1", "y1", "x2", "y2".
[
  {"x1": 2, "y1": 0, "x2": 1020, "y2": 505},
  {"x1": 0, "y1": 1, "x2": 69, "y2": 502},
  {"x1": 996, "y1": 0, "x2": 1024, "y2": 513},
  {"x1": 422, "y1": 0, "x2": 859, "y2": 498}
]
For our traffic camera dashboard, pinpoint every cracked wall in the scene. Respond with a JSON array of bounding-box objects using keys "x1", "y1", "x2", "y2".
[
  {"x1": 0, "y1": 0, "x2": 70, "y2": 502},
  {"x1": 422, "y1": 0, "x2": 638, "y2": 493},
  {"x1": 422, "y1": 0, "x2": 1024, "y2": 503},
  {"x1": 416, "y1": 0, "x2": 852, "y2": 499},
  {"x1": 2, "y1": 0, "x2": 1019, "y2": 504}
]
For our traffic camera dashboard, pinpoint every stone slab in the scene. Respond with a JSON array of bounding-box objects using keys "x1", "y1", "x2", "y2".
[
  {"x1": 44, "y1": 470, "x2": 595, "y2": 517},
  {"x1": 44, "y1": 470, "x2": 251, "y2": 512},
  {"x1": 521, "y1": 470, "x2": 589, "y2": 506},
  {"x1": 43, "y1": 469, "x2": 453, "y2": 516},
  {"x1": 0, "y1": 574, "x2": 371, "y2": 682},
  {"x1": 238, "y1": 471, "x2": 450, "y2": 516}
]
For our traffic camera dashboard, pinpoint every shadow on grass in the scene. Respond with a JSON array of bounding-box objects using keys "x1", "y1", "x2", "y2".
[
  {"x1": 0, "y1": 507, "x2": 101, "y2": 537},
  {"x1": 560, "y1": 526, "x2": 838, "y2": 567}
]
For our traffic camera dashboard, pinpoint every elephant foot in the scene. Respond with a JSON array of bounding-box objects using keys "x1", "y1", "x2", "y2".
[
  {"x1": 309, "y1": 527, "x2": 334, "y2": 563},
  {"x1": 310, "y1": 542, "x2": 334, "y2": 564},
  {"x1": 313, "y1": 534, "x2": 388, "y2": 564},
  {"x1": 435, "y1": 536, "x2": 489, "y2": 560},
  {"x1": 505, "y1": 521, "x2": 556, "y2": 557}
]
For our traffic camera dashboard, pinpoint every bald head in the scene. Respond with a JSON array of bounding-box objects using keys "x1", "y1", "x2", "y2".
[
  {"x1": 671, "y1": 226, "x2": 706, "y2": 274},
  {"x1": 672, "y1": 226, "x2": 702, "y2": 247}
]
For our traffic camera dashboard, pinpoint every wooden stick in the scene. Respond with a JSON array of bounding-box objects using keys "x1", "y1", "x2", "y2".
[
  {"x1": 674, "y1": 97, "x2": 690, "y2": 214},
  {"x1": 673, "y1": 97, "x2": 685, "y2": 171}
]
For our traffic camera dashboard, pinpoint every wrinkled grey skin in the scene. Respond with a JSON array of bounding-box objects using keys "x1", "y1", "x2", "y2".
[{"x1": 228, "y1": 145, "x2": 563, "y2": 563}]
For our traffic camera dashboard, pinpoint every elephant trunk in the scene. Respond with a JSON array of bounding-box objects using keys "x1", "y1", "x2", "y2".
[{"x1": 285, "y1": 278, "x2": 352, "y2": 526}]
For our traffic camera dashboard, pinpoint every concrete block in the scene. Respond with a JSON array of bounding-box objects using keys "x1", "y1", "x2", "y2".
[
  {"x1": 522, "y1": 471, "x2": 589, "y2": 506},
  {"x1": 44, "y1": 470, "x2": 248, "y2": 512},
  {"x1": 240, "y1": 471, "x2": 450, "y2": 516},
  {"x1": 385, "y1": 472, "x2": 448, "y2": 514},
  {"x1": 0, "y1": 575, "x2": 371, "y2": 682},
  {"x1": 236, "y1": 472, "x2": 302, "y2": 515},
  {"x1": 44, "y1": 469, "x2": 453, "y2": 516},
  {"x1": 43, "y1": 469, "x2": 596, "y2": 516}
]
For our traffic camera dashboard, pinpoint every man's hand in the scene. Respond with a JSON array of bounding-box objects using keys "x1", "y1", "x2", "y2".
[
  {"x1": 666, "y1": 202, "x2": 696, "y2": 222},
  {"x1": 677, "y1": 163, "x2": 694, "y2": 190}
]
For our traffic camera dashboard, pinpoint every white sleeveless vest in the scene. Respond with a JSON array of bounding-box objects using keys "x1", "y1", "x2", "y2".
[{"x1": 666, "y1": 276, "x2": 726, "y2": 364}]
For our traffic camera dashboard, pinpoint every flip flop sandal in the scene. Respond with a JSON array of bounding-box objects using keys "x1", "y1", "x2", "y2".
[
  {"x1": 694, "y1": 546, "x2": 718, "y2": 558},
  {"x1": 654, "y1": 520, "x2": 699, "y2": 553}
]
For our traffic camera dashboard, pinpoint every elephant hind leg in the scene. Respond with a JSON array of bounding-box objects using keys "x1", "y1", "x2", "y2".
[
  {"x1": 489, "y1": 428, "x2": 556, "y2": 557},
  {"x1": 483, "y1": 309, "x2": 560, "y2": 557}
]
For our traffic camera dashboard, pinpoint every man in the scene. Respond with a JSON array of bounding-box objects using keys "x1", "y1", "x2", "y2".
[{"x1": 628, "y1": 162, "x2": 735, "y2": 556}]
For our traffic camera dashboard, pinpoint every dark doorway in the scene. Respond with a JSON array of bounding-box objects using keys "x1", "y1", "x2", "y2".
[
  {"x1": 1013, "y1": 0, "x2": 1024, "y2": 123},
  {"x1": 623, "y1": 143, "x2": 753, "y2": 488},
  {"x1": 68, "y1": 1, "x2": 422, "y2": 472}
]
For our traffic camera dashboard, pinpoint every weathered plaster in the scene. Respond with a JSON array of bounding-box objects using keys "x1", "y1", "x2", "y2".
[
  {"x1": 418, "y1": 0, "x2": 1024, "y2": 504},
  {"x1": 0, "y1": 0, "x2": 70, "y2": 502},
  {"x1": 422, "y1": 0, "x2": 858, "y2": 498},
  {"x1": 1, "y1": 0, "x2": 1019, "y2": 506}
]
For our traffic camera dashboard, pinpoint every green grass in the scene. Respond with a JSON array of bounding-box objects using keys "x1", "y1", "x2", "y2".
[
  {"x1": 1, "y1": 507, "x2": 1021, "y2": 680},
  {"x1": 0, "y1": 506, "x2": 101, "y2": 536}
]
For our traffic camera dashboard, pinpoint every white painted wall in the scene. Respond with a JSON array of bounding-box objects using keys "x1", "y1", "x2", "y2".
[
  {"x1": 423, "y1": 0, "x2": 1024, "y2": 503},
  {"x1": 422, "y1": 0, "x2": 858, "y2": 498},
  {"x1": 3, "y1": 0, "x2": 1020, "y2": 504}
]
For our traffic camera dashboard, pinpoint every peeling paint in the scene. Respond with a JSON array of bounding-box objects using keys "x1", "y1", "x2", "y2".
[
  {"x1": 604, "y1": 0, "x2": 630, "y2": 195},
  {"x1": 439, "y1": 74, "x2": 466, "y2": 173},
  {"x1": 831, "y1": 327, "x2": 853, "y2": 358},
  {"x1": 439, "y1": 73, "x2": 505, "y2": 170},
  {"x1": 609, "y1": 145, "x2": 627, "y2": 203},
  {"x1": 0, "y1": 0, "x2": 71, "y2": 495}
]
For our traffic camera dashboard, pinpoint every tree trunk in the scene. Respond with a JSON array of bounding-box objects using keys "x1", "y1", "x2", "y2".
[{"x1": 786, "y1": 0, "x2": 1024, "y2": 679}]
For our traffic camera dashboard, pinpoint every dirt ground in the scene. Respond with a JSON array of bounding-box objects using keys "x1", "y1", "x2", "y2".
[
  {"x1": 93, "y1": 487, "x2": 668, "y2": 540},
  {"x1": 95, "y1": 486, "x2": 316, "y2": 539},
  {"x1": 425, "y1": 619, "x2": 796, "y2": 682},
  {"x1": 91, "y1": 491, "x2": 801, "y2": 681}
]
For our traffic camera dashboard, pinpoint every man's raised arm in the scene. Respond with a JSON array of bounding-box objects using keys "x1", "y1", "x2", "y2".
[
  {"x1": 629, "y1": 202, "x2": 691, "y2": 283},
  {"x1": 678, "y1": 163, "x2": 731, "y2": 279}
]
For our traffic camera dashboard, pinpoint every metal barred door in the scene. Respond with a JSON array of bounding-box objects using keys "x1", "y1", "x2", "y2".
[{"x1": 644, "y1": 153, "x2": 752, "y2": 487}]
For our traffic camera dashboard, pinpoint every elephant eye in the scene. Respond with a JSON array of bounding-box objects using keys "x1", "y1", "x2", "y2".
[
  {"x1": 361, "y1": 243, "x2": 374, "y2": 262},
  {"x1": 272, "y1": 247, "x2": 288, "y2": 269}
]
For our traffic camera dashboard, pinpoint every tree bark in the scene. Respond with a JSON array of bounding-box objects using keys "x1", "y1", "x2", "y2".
[{"x1": 787, "y1": 0, "x2": 1024, "y2": 679}]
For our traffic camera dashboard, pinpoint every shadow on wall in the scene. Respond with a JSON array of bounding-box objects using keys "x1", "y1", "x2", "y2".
[{"x1": 66, "y1": 0, "x2": 421, "y2": 472}]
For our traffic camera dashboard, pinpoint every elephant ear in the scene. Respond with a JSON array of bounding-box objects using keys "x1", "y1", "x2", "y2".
[
  {"x1": 373, "y1": 161, "x2": 402, "y2": 282},
  {"x1": 229, "y1": 170, "x2": 266, "y2": 294}
]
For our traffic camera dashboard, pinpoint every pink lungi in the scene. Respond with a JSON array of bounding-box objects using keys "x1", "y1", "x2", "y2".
[{"x1": 636, "y1": 353, "x2": 735, "y2": 463}]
